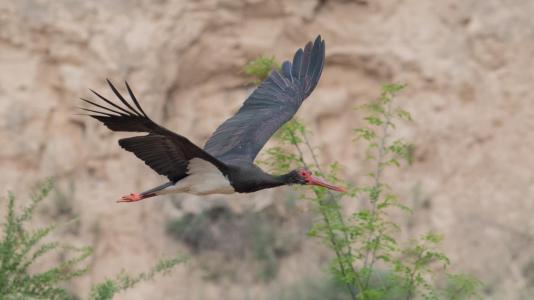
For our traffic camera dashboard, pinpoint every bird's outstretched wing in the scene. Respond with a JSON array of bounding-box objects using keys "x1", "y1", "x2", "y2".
[
  {"x1": 204, "y1": 35, "x2": 325, "y2": 163},
  {"x1": 81, "y1": 80, "x2": 228, "y2": 182}
]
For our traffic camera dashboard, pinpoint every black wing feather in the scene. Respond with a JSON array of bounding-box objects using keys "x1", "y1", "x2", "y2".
[
  {"x1": 204, "y1": 35, "x2": 325, "y2": 163},
  {"x1": 82, "y1": 80, "x2": 228, "y2": 181},
  {"x1": 106, "y1": 79, "x2": 142, "y2": 117},
  {"x1": 80, "y1": 98, "x2": 126, "y2": 116},
  {"x1": 118, "y1": 134, "x2": 189, "y2": 180},
  {"x1": 125, "y1": 81, "x2": 148, "y2": 117},
  {"x1": 89, "y1": 89, "x2": 133, "y2": 116}
]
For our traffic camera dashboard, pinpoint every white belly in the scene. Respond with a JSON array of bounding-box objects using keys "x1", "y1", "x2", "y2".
[{"x1": 157, "y1": 158, "x2": 235, "y2": 196}]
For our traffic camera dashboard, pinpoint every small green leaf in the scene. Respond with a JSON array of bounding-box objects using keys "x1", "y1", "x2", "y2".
[
  {"x1": 365, "y1": 116, "x2": 384, "y2": 126},
  {"x1": 243, "y1": 55, "x2": 280, "y2": 83},
  {"x1": 353, "y1": 128, "x2": 376, "y2": 141},
  {"x1": 396, "y1": 108, "x2": 413, "y2": 122},
  {"x1": 382, "y1": 83, "x2": 406, "y2": 95},
  {"x1": 387, "y1": 158, "x2": 400, "y2": 167}
]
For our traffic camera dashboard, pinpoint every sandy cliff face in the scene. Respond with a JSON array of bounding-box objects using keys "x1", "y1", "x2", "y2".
[{"x1": 1, "y1": 0, "x2": 534, "y2": 299}]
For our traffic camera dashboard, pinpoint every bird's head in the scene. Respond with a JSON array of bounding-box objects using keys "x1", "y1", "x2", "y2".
[{"x1": 288, "y1": 168, "x2": 346, "y2": 192}]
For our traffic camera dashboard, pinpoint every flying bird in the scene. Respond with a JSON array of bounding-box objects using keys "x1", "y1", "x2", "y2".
[{"x1": 81, "y1": 35, "x2": 345, "y2": 202}]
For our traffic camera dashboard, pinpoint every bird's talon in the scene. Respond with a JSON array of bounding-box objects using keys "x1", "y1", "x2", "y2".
[{"x1": 117, "y1": 193, "x2": 143, "y2": 203}]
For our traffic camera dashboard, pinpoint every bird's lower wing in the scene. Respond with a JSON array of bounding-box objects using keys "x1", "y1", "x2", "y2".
[
  {"x1": 118, "y1": 134, "x2": 190, "y2": 181},
  {"x1": 81, "y1": 80, "x2": 228, "y2": 181},
  {"x1": 204, "y1": 35, "x2": 325, "y2": 163}
]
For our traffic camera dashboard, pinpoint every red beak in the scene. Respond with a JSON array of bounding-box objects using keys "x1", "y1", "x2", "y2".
[{"x1": 307, "y1": 175, "x2": 346, "y2": 193}]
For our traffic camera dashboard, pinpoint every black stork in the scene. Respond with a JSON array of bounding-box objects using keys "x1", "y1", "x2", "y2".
[{"x1": 81, "y1": 35, "x2": 345, "y2": 202}]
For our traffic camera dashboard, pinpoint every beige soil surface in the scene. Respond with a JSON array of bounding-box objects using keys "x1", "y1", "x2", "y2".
[{"x1": 1, "y1": 0, "x2": 533, "y2": 299}]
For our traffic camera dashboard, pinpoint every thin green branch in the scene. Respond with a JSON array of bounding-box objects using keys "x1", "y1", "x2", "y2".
[
  {"x1": 363, "y1": 97, "x2": 393, "y2": 288},
  {"x1": 289, "y1": 133, "x2": 359, "y2": 299},
  {"x1": 260, "y1": 81, "x2": 481, "y2": 300},
  {"x1": 301, "y1": 131, "x2": 367, "y2": 292}
]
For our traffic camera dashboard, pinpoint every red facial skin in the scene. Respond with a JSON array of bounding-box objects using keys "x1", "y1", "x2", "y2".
[{"x1": 299, "y1": 169, "x2": 346, "y2": 193}]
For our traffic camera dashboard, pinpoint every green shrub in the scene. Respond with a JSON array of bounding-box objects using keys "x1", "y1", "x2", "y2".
[
  {"x1": 88, "y1": 255, "x2": 187, "y2": 300},
  {"x1": 244, "y1": 53, "x2": 482, "y2": 299},
  {"x1": 0, "y1": 180, "x2": 186, "y2": 300},
  {"x1": 0, "y1": 179, "x2": 91, "y2": 299},
  {"x1": 263, "y1": 83, "x2": 482, "y2": 299}
]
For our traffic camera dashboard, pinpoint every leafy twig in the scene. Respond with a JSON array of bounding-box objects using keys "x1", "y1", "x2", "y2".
[
  {"x1": 288, "y1": 130, "x2": 360, "y2": 299},
  {"x1": 363, "y1": 98, "x2": 393, "y2": 287}
]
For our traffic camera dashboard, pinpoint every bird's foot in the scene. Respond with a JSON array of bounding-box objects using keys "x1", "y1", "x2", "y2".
[{"x1": 117, "y1": 193, "x2": 144, "y2": 203}]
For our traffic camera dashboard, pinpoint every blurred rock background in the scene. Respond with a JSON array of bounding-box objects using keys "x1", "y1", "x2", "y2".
[{"x1": 1, "y1": 0, "x2": 533, "y2": 299}]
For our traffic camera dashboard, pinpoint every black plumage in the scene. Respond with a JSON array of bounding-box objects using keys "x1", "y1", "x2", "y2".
[
  {"x1": 204, "y1": 35, "x2": 325, "y2": 163},
  {"x1": 81, "y1": 80, "x2": 228, "y2": 182}
]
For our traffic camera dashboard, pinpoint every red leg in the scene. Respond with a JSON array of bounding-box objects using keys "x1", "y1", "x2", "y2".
[{"x1": 117, "y1": 193, "x2": 144, "y2": 203}]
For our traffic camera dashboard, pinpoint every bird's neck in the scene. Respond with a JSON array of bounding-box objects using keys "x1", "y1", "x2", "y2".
[
  {"x1": 227, "y1": 164, "x2": 295, "y2": 193},
  {"x1": 246, "y1": 172, "x2": 293, "y2": 191},
  {"x1": 268, "y1": 172, "x2": 296, "y2": 188}
]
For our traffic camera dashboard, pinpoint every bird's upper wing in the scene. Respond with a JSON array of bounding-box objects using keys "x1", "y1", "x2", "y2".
[
  {"x1": 81, "y1": 80, "x2": 228, "y2": 182},
  {"x1": 203, "y1": 35, "x2": 325, "y2": 163}
]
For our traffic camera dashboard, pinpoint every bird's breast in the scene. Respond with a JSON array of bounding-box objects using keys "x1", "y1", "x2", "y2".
[{"x1": 170, "y1": 158, "x2": 235, "y2": 195}]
